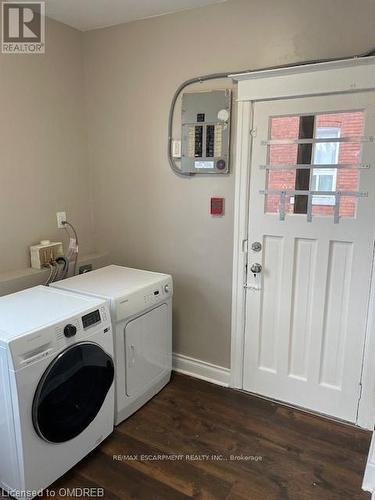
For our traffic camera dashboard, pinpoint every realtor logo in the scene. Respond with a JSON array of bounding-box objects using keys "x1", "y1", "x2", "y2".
[{"x1": 2, "y1": 2, "x2": 45, "y2": 54}]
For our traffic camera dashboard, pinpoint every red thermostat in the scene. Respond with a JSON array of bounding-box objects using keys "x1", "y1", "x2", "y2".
[{"x1": 211, "y1": 197, "x2": 224, "y2": 216}]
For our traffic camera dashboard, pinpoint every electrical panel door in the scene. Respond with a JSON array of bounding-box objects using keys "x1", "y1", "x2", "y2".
[{"x1": 181, "y1": 90, "x2": 231, "y2": 174}]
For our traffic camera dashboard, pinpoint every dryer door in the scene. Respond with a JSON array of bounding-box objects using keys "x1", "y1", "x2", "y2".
[
  {"x1": 125, "y1": 304, "x2": 171, "y2": 397},
  {"x1": 32, "y1": 342, "x2": 114, "y2": 443}
]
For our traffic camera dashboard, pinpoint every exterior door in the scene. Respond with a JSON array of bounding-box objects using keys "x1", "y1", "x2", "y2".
[{"x1": 243, "y1": 91, "x2": 375, "y2": 423}]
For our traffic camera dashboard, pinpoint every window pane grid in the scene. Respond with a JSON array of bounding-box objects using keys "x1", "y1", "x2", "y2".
[{"x1": 265, "y1": 111, "x2": 365, "y2": 220}]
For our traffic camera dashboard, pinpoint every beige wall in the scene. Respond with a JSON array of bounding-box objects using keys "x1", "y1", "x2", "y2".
[
  {"x1": 0, "y1": 18, "x2": 95, "y2": 273},
  {"x1": 3, "y1": 0, "x2": 373, "y2": 366},
  {"x1": 83, "y1": 0, "x2": 375, "y2": 368}
]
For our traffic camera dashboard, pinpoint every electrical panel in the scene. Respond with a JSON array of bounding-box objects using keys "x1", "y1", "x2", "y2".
[{"x1": 181, "y1": 90, "x2": 231, "y2": 174}]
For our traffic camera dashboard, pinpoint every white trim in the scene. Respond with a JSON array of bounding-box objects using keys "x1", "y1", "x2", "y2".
[
  {"x1": 230, "y1": 56, "x2": 375, "y2": 102},
  {"x1": 357, "y1": 242, "x2": 375, "y2": 429},
  {"x1": 230, "y1": 101, "x2": 252, "y2": 388},
  {"x1": 172, "y1": 353, "x2": 230, "y2": 387},
  {"x1": 230, "y1": 56, "x2": 375, "y2": 81},
  {"x1": 363, "y1": 433, "x2": 375, "y2": 493},
  {"x1": 363, "y1": 462, "x2": 375, "y2": 496}
]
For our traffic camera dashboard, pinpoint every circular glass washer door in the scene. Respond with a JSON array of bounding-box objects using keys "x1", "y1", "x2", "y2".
[{"x1": 32, "y1": 342, "x2": 114, "y2": 443}]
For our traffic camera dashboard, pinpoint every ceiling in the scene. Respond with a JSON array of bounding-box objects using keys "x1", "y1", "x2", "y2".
[{"x1": 43, "y1": 0, "x2": 226, "y2": 31}]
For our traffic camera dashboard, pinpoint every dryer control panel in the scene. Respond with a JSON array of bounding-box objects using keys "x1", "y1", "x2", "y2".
[{"x1": 115, "y1": 277, "x2": 173, "y2": 322}]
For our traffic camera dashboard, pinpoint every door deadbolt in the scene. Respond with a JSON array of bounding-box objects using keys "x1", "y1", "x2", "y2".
[
  {"x1": 251, "y1": 241, "x2": 262, "y2": 252},
  {"x1": 250, "y1": 263, "x2": 262, "y2": 275}
]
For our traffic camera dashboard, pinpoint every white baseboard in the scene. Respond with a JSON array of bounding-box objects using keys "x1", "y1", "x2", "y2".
[
  {"x1": 363, "y1": 433, "x2": 375, "y2": 495},
  {"x1": 172, "y1": 353, "x2": 230, "y2": 387},
  {"x1": 363, "y1": 461, "x2": 375, "y2": 496}
]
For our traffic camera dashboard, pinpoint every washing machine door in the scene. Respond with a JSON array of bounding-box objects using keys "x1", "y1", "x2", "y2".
[{"x1": 32, "y1": 342, "x2": 114, "y2": 443}]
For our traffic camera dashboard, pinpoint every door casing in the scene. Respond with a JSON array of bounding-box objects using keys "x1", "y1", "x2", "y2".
[{"x1": 230, "y1": 56, "x2": 375, "y2": 429}]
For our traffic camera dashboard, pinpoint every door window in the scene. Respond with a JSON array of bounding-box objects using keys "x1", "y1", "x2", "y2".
[
  {"x1": 265, "y1": 111, "x2": 364, "y2": 219},
  {"x1": 311, "y1": 127, "x2": 339, "y2": 205}
]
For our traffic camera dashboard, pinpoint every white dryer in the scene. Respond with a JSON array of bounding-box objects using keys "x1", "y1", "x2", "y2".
[
  {"x1": 0, "y1": 286, "x2": 114, "y2": 499},
  {"x1": 52, "y1": 265, "x2": 173, "y2": 425}
]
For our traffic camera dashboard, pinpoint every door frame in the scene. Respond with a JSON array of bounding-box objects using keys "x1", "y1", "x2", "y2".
[{"x1": 230, "y1": 56, "x2": 375, "y2": 429}]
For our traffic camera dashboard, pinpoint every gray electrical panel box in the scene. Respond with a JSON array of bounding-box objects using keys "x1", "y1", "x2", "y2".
[{"x1": 181, "y1": 90, "x2": 231, "y2": 174}]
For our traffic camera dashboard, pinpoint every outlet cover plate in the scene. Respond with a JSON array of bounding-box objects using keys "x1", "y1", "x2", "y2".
[{"x1": 56, "y1": 212, "x2": 66, "y2": 228}]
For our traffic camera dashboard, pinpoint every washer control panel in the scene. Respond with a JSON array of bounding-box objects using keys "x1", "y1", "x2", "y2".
[
  {"x1": 82, "y1": 309, "x2": 101, "y2": 329},
  {"x1": 10, "y1": 302, "x2": 111, "y2": 370},
  {"x1": 56, "y1": 304, "x2": 109, "y2": 345}
]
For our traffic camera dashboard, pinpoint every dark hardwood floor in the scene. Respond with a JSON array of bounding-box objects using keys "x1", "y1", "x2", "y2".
[{"x1": 5, "y1": 373, "x2": 373, "y2": 499}]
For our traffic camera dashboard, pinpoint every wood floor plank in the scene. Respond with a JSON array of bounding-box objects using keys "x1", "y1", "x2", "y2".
[
  {"x1": 33, "y1": 373, "x2": 370, "y2": 500},
  {"x1": 118, "y1": 389, "x2": 366, "y2": 488},
  {"x1": 101, "y1": 431, "x2": 233, "y2": 499},
  {"x1": 76, "y1": 449, "x2": 191, "y2": 500},
  {"x1": 116, "y1": 404, "x2": 361, "y2": 499},
  {"x1": 41, "y1": 469, "x2": 120, "y2": 500}
]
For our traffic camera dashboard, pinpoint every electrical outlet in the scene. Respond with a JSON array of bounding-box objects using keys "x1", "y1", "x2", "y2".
[{"x1": 56, "y1": 212, "x2": 66, "y2": 229}]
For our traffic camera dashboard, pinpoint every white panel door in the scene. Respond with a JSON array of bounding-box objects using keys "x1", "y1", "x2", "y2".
[{"x1": 243, "y1": 92, "x2": 375, "y2": 423}]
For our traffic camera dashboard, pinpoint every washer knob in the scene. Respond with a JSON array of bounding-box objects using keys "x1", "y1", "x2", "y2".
[
  {"x1": 164, "y1": 284, "x2": 170, "y2": 293},
  {"x1": 64, "y1": 324, "x2": 77, "y2": 338}
]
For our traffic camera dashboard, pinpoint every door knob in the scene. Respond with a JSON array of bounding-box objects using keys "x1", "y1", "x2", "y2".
[{"x1": 250, "y1": 263, "x2": 262, "y2": 275}]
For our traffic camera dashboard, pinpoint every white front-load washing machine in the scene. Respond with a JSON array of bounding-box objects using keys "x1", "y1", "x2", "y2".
[
  {"x1": 0, "y1": 286, "x2": 114, "y2": 499},
  {"x1": 52, "y1": 265, "x2": 173, "y2": 425}
]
